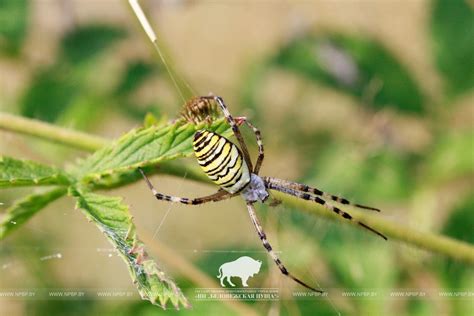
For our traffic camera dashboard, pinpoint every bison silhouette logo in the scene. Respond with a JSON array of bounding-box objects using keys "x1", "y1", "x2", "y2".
[{"x1": 217, "y1": 256, "x2": 262, "y2": 287}]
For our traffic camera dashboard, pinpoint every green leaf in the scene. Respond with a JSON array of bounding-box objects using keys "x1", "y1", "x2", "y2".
[
  {"x1": 70, "y1": 188, "x2": 190, "y2": 309},
  {"x1": 438, "y1": 195, "x2": 474, "y2": 315},
  {"x1": 426, "y1": 130, "x2": 474, "y2": 182},
  {"x1": 0, "y1": 156, "x2": 72, "y2": 187},
  {"x1": 55, "y1": 95, "x2": 106, "y2": 131},
  {"x1": 20, "y1": 66, "x2": 78, "y2": 122},
  {"x1": 272, "y1": 33, "x2": 425, "y2": 114},
  {"x1": 239, "y1": 60, "x2": 270, "y2": 125},
  {"x1": 60, "y1": 25, "x2": 126, "y2": 65},
  {"x1": 431, "y1": 0, "x2": 474, "y2": 97},
  {"x1": 116, "y1": 101, "x2": 162, "y2": 122},
  {"x1": 114, "y1": 60, "x2": 157, "y2": 97},
  {"x1": 443, "y1": 195, "x2": 474, "y2": 244},
  {"x1": 0, "y1": 0, "x2": 28, "y2": 56},
  {"x1": 302, "y1": 144, "x2": 414, "y2": 202},
  {"x1": 0, "y1": 187, "x2": 67, "y2": 239},
  {"x1": 21, "y1": 25, "x2": 126, "y2": 124},
  {"x1": 76, "y1": 119, "x2": 231, "y2": 183}
]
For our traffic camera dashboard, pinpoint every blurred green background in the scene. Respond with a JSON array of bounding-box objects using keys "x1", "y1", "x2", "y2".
[{"x1": 0, "y1": 0, "x2": 473, "y2": 315}]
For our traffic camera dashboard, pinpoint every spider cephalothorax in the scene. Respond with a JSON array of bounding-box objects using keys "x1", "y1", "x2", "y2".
[
  {"x1": 241, "y1": 174, "x2": 269, "y2": 203},
  {"x1": 180, "y1": 97, "x2": 219, "y2": 124},
  {"x1": 140, "y1": 95, "x2": 387, "y2": 293}
]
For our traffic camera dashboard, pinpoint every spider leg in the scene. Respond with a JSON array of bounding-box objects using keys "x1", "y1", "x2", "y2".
[
  {"x1": 264, "y1": 180, "x2": 387, "y2": 240},
  {"x1": 200, "y1": 95, "x2": 254, "y2": 172},
  {"x1": 234, "y1": 117, "x2": 264, "y2": 175},
  {"x1": 139, "y1": 168, "x2": 233, "y2": 205},
  {"x1": 246, "y1": 202, "x2": 324, "y2": 293},
  {"x1": 262, "y1": 177, "x2": 380, "y2": 212}
]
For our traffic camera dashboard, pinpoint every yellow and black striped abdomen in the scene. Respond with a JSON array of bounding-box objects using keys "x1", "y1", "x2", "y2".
[{"x1": 193, "y1": 130, "x2": 250, "y2": 194}]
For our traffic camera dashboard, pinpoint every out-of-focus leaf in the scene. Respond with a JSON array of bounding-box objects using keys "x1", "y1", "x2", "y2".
[
  {"x1": 326, "y1": 241, "x2": 395, "y2": 314},
  {"x1": 112, "y1": 61, "x2": 162, "y2": 122},
  {"x1": 150, "y1": 36, "x2": 195, "y2": 101},
  {"x1": 426, "y1": 130, "x2": 474, "y2": 182},
  {"x1": 239, "y1": 60, "x2": 271, "y2": 124},
  {"x1": 279, "y1": 202, "x2": 395, "y2": 314},
  {"x1": 431, "y1": 0, "x2": 474, "y2": 97},
  {"x1": 272, "y1": 33, "x2": 425, "y2": 114},
  {"x1": 76, "y1": 119, "x2": 231, "y2": 183},
  {"x1": 21, "y1": 24, "x2": 126, "y2": 124},
  {"x1": 302, "y1": 144, "x2": 413, "y2": 203},
  {"x1": 295, "y1": 299, "x2": 343, "y2": 316},
  {"x1": 20, "y1": 67, "x2": 77, "y2": 122},
  {"x1": 70, "y1": 188, "x2": 190, "y2": 309},
  {"x1": 109, "y1": 299, "x2": 233, "y2": 316},
  {"x1": 60, "y1": 25, "x2": 126, "y2": 65},
  {"x1": 55, "y1": 95, "x2": 106, "y2": 131},
  {"x1": 407, "y1": 297, "x2": 436, "y2": 316},
  {"x1": 0, "y1": 187, "x2": 67, "y2": 239},
  {"x1": 117, "y1": 101, "x2": 161, "y2": 122},
  {"x1": 0, "y1": 156, "x2": 71, "y2": 187},
  {"x1": 25, "y1": 299, "x2": 96, "y2": 316},
  {"x1": 438, "y1": 195, "x2": 474, "y2": 316},
  {"x1": 327, "y1": 239, "x2": 395, "y2": 287},
  {"x1": 115, "y1": 60, "x2": 157, "y2": 97},
  {"x1": 443, "y1": 196, "x2": 474, "y2": 244},
  {"x1": 0, "y1": 0, "x2": 28, "y2": 56}
]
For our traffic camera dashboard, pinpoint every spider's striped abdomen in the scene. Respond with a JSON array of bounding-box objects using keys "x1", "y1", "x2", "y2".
[{"x1": 193, "y1": 130, "x2": 250, "y2": 194}]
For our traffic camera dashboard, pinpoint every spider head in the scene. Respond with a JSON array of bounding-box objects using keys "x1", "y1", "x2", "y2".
[{"x1": 241, "y1": 173, "x2": 269, "y2": 203}]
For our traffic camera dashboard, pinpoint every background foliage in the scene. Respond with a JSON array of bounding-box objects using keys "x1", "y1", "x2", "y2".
[{"x1": 0, "y1": 0, "x2": 473, "y2": 315}]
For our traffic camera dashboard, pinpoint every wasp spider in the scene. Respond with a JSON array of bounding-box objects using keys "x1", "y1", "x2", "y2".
[{"x1": 139, "y1": 95, "x2": 387, "y2": 293}]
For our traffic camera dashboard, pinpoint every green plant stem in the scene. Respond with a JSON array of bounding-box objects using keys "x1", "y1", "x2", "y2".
[
  {"x1": 270, "y1": 191, "x2": 474, "y2": 264},
  {"x1": 2, "y1": 112, "x2": 473, "y2": 264},
  {"x1": 0, "y1": 112, "x2": 108, "y2": 151}
]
